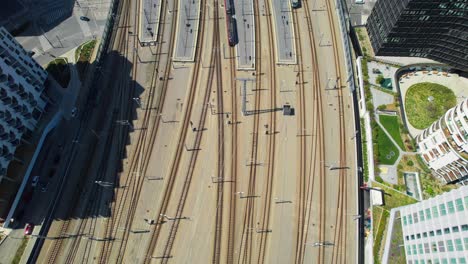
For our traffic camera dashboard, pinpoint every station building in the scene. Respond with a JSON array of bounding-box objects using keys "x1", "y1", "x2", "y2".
[
  {"x1": 366, "y1": 0, "x2": 468, "y2": 71},
  {"x1": 399, "y1": 186, "x2": 468, "y2": 264},
  {"x1": 0, "y1": 27, "x2": 47, "y2": 204},
  {"x1": 416, "y1": 99, "x2": 468, "y2": 185}
]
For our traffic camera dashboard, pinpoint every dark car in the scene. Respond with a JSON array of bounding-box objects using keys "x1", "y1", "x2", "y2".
[{"x1": 80, "y1": 16, "x2": 90, "y2": 22}]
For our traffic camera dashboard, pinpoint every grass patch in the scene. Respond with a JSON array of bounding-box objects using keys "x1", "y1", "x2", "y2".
[
  {"x1": 361, "y1": 118, "x2": 369, "y2": 182},
  {"x1": 373, "y1": 208, "x2": 390, "y2": 264},
  {"x1": 372, "y1": 181, "x2": 418, "y2": 211},
  {"x1": 375, "y1": 125, "x2": 399, "y2": 165},
  {"x1": 379, "y1": 115, "x2": 405, "y2": 150},
  {"x1": 76, "y1": 40, "x2": 97, "y2": 81},
  {"x1": 387, "y1": 211, "x2": 406, "y2": 264},
  {"x1": 405, "y1": 82, "x2": 456, "y2": 129},
  {"x1": 46, "y1": 57, "x2": 70, "y2": 88},
  {"x1": 12, "y1": 237, "x2": 28, "y2": 264}
]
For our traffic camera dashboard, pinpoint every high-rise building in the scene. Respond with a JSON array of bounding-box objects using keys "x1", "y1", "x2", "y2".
[
  {"x1": 0, "y1": 27, "x2": 47, "y2": 181},
  {"x1": 416, "y1": 99, "x2": 468, "y2": 185},
  {"x1": 399, "y1": 186, "x2": 468, "y2": 264},
  {"x1": 366, "y1": 0, "x2": 468, "y2": 71}
]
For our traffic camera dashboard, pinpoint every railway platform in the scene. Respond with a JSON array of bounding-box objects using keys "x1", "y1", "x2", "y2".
[
  {"x1": 233, "y1": 0, "x2": 255, "y2": 70},
  {"x1": 173, "y1": 0, "x2": 201, "y2": 61},
  {"x1": 271, "y1": 0, "x2": 296, "y2": 64},
  {"x1": 138, "y1": 0, "x2": 162, "y2": 45}
]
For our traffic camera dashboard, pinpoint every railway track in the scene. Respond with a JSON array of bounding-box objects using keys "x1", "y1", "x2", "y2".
[
  {"x1": 256, "y1": 0, "x2": 279, "y2": 263},
  {"x1": 237, "y1": 0, "x2": 263, "y2": 262},
  {"x1": 98, "y1": 0, "x2": 179, "y2": 262},
  {"x1": 323, "y1": 0, "x2": 348, "y2": 262},
  {"x1": 299, "y1": 0, "x2": 328, "y2": 263},
  {"x1": 142, "y1": 0, "x2": 209, "y2": 262},
  {"x1": 211, "y1": 0, "x2": 235, "y2": 262},
  {"x1": 225, "y1": 14, "x2": 240, "y2": 264},
  {"x1": 291, "y1": 6, "x2": 309, "y2": 264},
  {"x1": 43, "y1": 0, "x2": 133, "y2": 262}
]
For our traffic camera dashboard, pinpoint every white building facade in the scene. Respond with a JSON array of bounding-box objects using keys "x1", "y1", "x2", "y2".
[
  {"x1": 0, "y1": 27, "x2": 47, "y2": 180},
  {"x1": 416, "y1": 99, "x2": 468, "y2": 185},
  {"x1": 400, "y1": 186, "x2": 468, "y2": 264}
]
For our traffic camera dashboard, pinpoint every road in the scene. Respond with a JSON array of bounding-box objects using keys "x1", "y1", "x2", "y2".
[{"x1": 25, "y1": 0, "x2": 359, "y2": 263}]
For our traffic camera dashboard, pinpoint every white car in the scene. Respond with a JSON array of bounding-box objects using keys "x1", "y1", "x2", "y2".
[{"x1": 31, "y1": 176, "x2": 39, "y2": 187}]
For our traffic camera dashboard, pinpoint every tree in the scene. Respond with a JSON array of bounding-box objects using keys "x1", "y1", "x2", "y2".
[{"x1": 376, "y1": 74, "x2": 385, "y2": 85}]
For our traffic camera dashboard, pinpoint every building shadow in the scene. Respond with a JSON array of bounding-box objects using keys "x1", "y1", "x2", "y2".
[
  {"x1": 3, "y1": 49, "x2": 149, "y2": 244},
  {"x1": 1, "y1": 0, "x2": 76, "y2": 37}
]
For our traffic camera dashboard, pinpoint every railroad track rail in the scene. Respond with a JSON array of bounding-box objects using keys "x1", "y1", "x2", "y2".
[
  {"x1": 43, "y1": 0, "x2": 133, "y2": 262},
  {"x1": 142, "y1": 0, "x2": 209, "y2": 262},
  {"x1": 324, "y1": 0, "x2": 348, "y2": 263},
  {"x1": 212, "y1": 0, "x2": 229, "y2": 262},
  {"x1": 300, "y1": 0, "x2": 328, "y2": 263},
  {"x1": 237, "y1": 0, "x2": 263, "y2": 263},
  {"x1": 98, "y1": 0, "x2": 180, "y2": 262},
  {"x1": 256, "y1": 0, "x2": 279, "y2": 263}
]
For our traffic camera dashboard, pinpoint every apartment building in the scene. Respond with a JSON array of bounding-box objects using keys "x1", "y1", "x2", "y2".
[
  {"x1": 416, "y1": 99, "x2": 468, "y2": 185},
  {"x1": 0, "y1": 27, "x2": 47, "y2": 181}
]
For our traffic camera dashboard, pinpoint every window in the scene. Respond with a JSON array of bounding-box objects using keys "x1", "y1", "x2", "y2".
[
  {"x1": 412, "y1": 234, "x2": 416, "y2": 240},
  {"x1": 450, "y1": 258, "x2": 457, "y2": 264},
  {"x1": 403, "y1": 215, "x2": 408, "y2": 225},
  {"x1": 406, "y1": 235, "x2": 410, "y2": 240},
  {"x1": 447, "y1": 240, "x2": 454, "y2": 252},
  {"x1": 438, "y1": 241, "x2": 445, "y2": 252},
  {"x1": 444, "y1": 228, "x2": 451, "y2": 234},
  {"x1": 459, "y1": 258, "x2": 466, "y2": 264},
  {"x1": 464, "y1": 238, "x2": 468, "y2": 250},
  {"x1": 409, "y1": 214, "x2": 414, "y2": 224},
  {"x1": 407, "y1": 245, "x2": 412, "y2": 255},
  {"x1": 414, "y1": 212, "x2": 419, "y2": 223},
  {"x1": 455, "y1": 239, "x2": 463, "y2": 251},
  {"x1": 420, "y1": 210, "x2": 425, "y2": 221},
  {"x1": 448, "y1": 201, "x2": 455, "y2": 214},
  {"x1": 424, "y1": 242, "x2": 430, "y2": 253},
  {"x1": 426, "y1": 208, "x2": 432, "y2": 219},
  {"x1": 456, "y1": 198, "x2": 464, "y2": 211},
  {"x1": 419, "y1": 244, "x2": 424, "y2": 254},
  {"x1": 423, "y1": 232, "x2": 428, "y2": 238},
  {"x1": 462, "y1": 225, "x2": 468, "y2": 231},
  {"x1": 464, "y1": 196, "x2": 468, "y2": 208},
  {"x1": 430, "y1": 231, "x2": 435, "y2": 237},
  {"x1": 433, "y1": 206, "x2": 439, "y2": 217},
  {"x1": 440, "y1": 204, "x2": 447, "y2": 215},
  {"x1": 413, "y1": 244, "x2": 417, "y2": 255},
  {"x1": 434, "y1": 259, "x2": 440, "y2": 264},
  {"x1": 437, "y1": 229, "x2": 443, "y2": 235},
  {"x1": 453, "y1": 226, "x2": 460, "y2": 233},
  {"x1": 417, "y1": 233, "x2": 421, "y2": 239}
]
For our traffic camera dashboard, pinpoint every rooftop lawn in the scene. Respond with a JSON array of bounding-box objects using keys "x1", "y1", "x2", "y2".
[
  {"x1": 379, "y1": 115, "x2": 405, "y2": 150},
  {"x1": 376, "y1": 125, "x2": 399, "y2": 165},
  {"x1": 405, "y1": 82, "x2": 456, "y2": 129}
]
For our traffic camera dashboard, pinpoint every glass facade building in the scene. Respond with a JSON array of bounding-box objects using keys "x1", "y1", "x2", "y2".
[
  {"x1": 366, "y1": 0, "x2": 468, "y2": 71},
  {"x1": 400, "y1": 186, "x2": 468, "y2": 264}
]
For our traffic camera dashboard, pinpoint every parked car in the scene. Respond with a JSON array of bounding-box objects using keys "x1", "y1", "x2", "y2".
[
  {"x1": 80, "y1": 16, "x2": 90, "y2": 22},
  {"x1": 24, "y1": 223, "x2": 33, "y2": 235},
  {"x1": 31, "y1": 176, "x2": 39, "y2": 187}
]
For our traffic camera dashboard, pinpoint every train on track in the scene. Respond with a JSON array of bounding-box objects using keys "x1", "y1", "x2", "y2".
[
  {"x1": 225, "y1": 0, "x2": 234, "y2": 14},
  {"x1": 226, "y1": 15, "x2": 238, "y2": 46},
  {"x1": 224, "y1": 0, "x2": 238, "y2": 46}
]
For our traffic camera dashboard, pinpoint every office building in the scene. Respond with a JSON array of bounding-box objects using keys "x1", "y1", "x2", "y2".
[
  {"x1": 0, "y1": 27, "x2": 47, "y2": 181},
  {"x1": 400, "y1": 186, "x2": 468, "y2": 264},
  {"x1": 416, "y1": 99, "x2": 468, "y2": 185},
  {"x1": 366, "y1": 0, "x2": 468, "y2": 71}
]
